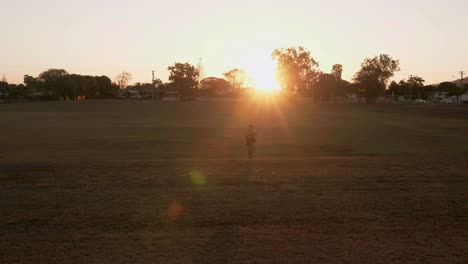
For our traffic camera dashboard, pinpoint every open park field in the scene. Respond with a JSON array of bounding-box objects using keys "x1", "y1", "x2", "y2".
[{"x1": 1, "y1": 100, "x2": 468, "y2": 263}]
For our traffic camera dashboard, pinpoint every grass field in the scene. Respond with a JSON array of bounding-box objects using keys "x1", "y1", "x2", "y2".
[{"x1": 1, "y1": 100, "x2": 468, "y2": 263}]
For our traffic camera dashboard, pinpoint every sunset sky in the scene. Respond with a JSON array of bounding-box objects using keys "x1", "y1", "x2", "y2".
[{"x1": 2, "y1": 0, "x2": 467, "y2": 86}]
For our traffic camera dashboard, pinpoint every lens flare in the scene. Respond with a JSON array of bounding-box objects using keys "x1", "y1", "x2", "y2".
[
  {"x1": 167, "y1": 200, "x2": 184, "y2": 221},
  {"x1": 189, "y1": 170, "x2": 207, "y2": 186}
]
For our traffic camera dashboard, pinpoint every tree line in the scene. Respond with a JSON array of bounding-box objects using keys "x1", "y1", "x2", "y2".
[
  {"x1": 1, "y1": 70, "x2": 118, "y2": 101},
  {"x1": 1, "y1": 46, "x2": 466, "y2": 103},
  {"x1": 388, "y1": 77, "x2": 466, "y2": 100}
]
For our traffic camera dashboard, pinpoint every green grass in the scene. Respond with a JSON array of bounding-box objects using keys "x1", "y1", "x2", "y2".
[{"x1": 1, "y1": 100, "x2": 468, "y2": 263}]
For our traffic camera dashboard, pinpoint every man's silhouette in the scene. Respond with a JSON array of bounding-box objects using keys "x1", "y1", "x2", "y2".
[{"x1": 245, "y1": 125, "x2": 257, "y2": 159}]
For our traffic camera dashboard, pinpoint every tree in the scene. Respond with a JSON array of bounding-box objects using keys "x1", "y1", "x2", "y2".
[
  {"x1": 316, "y1": 73, "x2": 335, "y2": 102},
  {"x1": 22, "y1": 72, "x2": 118, "y2": 100},
  {"x1": 58, "y1": 75, "x2": 79, "y2": 100},
  {"x1": 438, "y1": 82, "x2": 459, "y2": 96},
  {"x1": 272, "y1": 47, "x2": 320, "y2": 95},
  {"x1": 315, "y1": 64, "x2": 348, "y2": 103},
  {"x1": 0, "y1": 79, "x2": 8, "y2": 100},
  {"x1": 115, "y1": 72, "x2": 132, "y2": 90},
  {"x1": 390, "y1": 75, "x2": 425, "y2": 99},
  {"x1": 406, "y1": 75, "x2": 425, "y2": 99},
  {"x1": 8, "y1": 84, "x2": 27, "y2": 99},
  {"x1": 24, "y1": 75, "x2": 40, "y2": 89},
  {"x1": 37, "y1": 69, "x2": 69, "y2": 99},
  {"x1": 200, "y1": 77, "x2": 232, "y2": 96},
  {"x1": 23, "y1": 75, "x2": 43, "y2": 99},
  {"x1": 348, "y1": 82, "x2": 365, "y2": 102},
  {"x1": 406, "y1": 75, "x2": 425, "y2": 88},
  {"x1": 353, "y1": 54, "x2": 400, "y2": 103},
  {"x1": 316, "y1": 73, "x2": 349, "y2": 103},
  {"x1": 331, "y1": 64, "x2": 343, "y2": 79},
  {"x1": 96, "y1": 76, "x2": 118, "y2": 97},
  {"x1": 152, "y1": 78, "x2": 163, "y2": 88},
  {"x1": 388, "y1": 81, "x2": 400, "y2": 96},
  {"x1": 167, "y1": 62, "x2": 199, "y2": 97},
  {"x1": 223, "y1": 68, "x2": 252, "y2": 93}
]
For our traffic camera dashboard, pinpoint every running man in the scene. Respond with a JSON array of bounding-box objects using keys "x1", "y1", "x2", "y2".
[{"x1": 245, "y1": 124, "x2": 257, "y2": 159}]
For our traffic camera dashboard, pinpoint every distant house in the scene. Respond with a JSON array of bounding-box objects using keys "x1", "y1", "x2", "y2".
[
  {"x1": 461, "y1": 92, "x2": 468, "y2": 103},
  {"x1": 428, "y1": 92, "x2": 448, "y2": 102},
  {"x1": 442, "y1": 96, "x2": 458, "y2": 104},
  {"x1": 429, "y1": 92, "x2": 468, "y2": 104}
]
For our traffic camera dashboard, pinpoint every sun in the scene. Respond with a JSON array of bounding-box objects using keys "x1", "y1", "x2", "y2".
[{"x1": 244, "y1": 60, "x2": 280, "y2": 92}]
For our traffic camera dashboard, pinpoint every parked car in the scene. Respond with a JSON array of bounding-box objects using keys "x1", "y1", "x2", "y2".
[{"x1": 415, "y1": 98, "x2": 426, "y2": 103}]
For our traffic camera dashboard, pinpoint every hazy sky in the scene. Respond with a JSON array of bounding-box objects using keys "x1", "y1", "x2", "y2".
[{"x1": 2, "y1": 0, "x2": 468, "y2": 86}]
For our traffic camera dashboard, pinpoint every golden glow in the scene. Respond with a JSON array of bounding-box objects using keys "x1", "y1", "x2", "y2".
[
  {"x1": 244, "y1": 60, "x2": 280, "y2": 92},
  {"x1": 249, "y1": 87, "x2": 281, "y2": 102}
]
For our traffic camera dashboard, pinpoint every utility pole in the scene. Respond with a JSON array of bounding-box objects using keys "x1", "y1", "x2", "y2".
[
  {"x1": 152, "y1": 70, "x2": 155, "y2": 101},
  {"x1": 461, "y1": 71, "x2": 464, "y2": 93},
  {"x1": 458, "y1": 71, "x2": 464, "y2": 103}
]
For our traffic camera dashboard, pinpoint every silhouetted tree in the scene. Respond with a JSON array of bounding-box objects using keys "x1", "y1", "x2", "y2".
[
  {"x1": 12, "y1": 84, "x2": 27, "y2": 99},
  {"x1": 38, "y1": 69, "x2": 69, "y2": 99},
  {"x1": 200, "y1": 77, "x2": 232, "y2": 97},
  {"x1": 58, "y1": 74, "x2": 79, "y2": 99},
  {"x1": 348, "y1": 82, "x2": 366, "y2": 102},
  {"x1": 115, "y1": 72, "x2": 132, "y2": 90},
  {"x1": 406, "y1": 75, "x2": 425, "y2": 99},
  {"x1": 353, "y1": 54, "x2": 400, "y2": 103},
  {"x1": 272, "y1": 47, "x2": 320, "y2": 96},
  {"x1": 223, "y1": 68, "x2": 252, "y2": 98},
  {"x1": 24, "y1": 75, "x2": 40, "y2": 90},
  {"x1": 167, "y1": 63, "x2": 199, "y2": 97},
  {"x1": 316, "y1": 73, "x2": 335, "y2": 102},
  {"x1": 331, "y1": 64, "x2": 343, "y2": 79},
  {"x1": 0, "y1": 79, "x2": 8, "y2": 101},
  {"x1": 438, "y1": 82, "x2": 459, "y2": 96},
  {"x1": 96, "y1": 76, "x2": 118, "y2": 97},
  {"x1": 158, "y1": 82, "x2": 172, "y2": 99},
  {"x1": 22, "y1": 71, "x2": 118, "y2": 100},
  {"x1": 388, "y1": 81, "x2": 399, "y2": 96},
  {"x1": 315, "y1": 64, "x2": 348, "y2": 103},
  {"x1": 390, "y1": 76, "x2": 425, "y2": 99}
]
